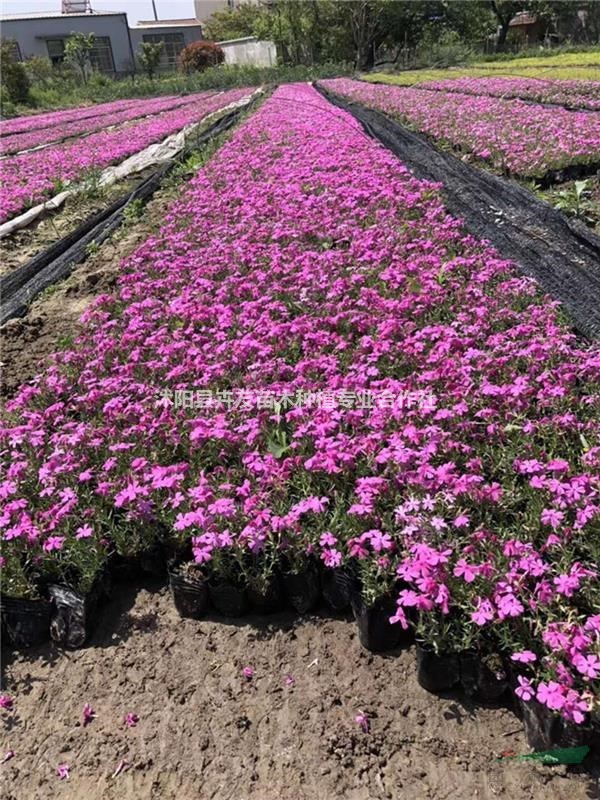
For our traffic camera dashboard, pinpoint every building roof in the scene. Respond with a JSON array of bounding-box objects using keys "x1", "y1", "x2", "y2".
[
  {"x1": 509, "y1": 12, "x2": 538, "y2": 27},
  {"x1": 217, "y1": 36, "x2": 259, "y2": 45},
  {"x1": 0, "y1": 10, "x2": 122, "y2": 21},
  {"x1": 135, "y1": 18, "x2": 202, "y2": 28}
]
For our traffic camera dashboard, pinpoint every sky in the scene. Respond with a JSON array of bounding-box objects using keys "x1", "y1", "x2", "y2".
[{"x1": 2, "y1": 0, "x2": 197, "y2": 25}]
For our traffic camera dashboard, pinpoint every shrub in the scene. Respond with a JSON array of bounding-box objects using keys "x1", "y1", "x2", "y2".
[
  {"x1": 0, "y1": 40, "x2": 31, "y2": 106},
  {"x1": 179, "y1": 41, "x2": 225, "y2": 74},
  {"x1": 137, "y1": 41, "x2": 164, "y2": 80}
]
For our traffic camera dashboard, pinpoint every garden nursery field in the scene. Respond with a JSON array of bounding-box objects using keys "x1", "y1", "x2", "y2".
[{"x1": 1, "y1": 56, "x2": 600, "y2": 800}]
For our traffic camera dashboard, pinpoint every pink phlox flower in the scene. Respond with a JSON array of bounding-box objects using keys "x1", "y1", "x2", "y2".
[
  {"x1": 355, "y1": 712, "x2": 369, "y2": 733},
  {"x1": 514, "y1": 675, "x2": 534, "y2": 702},
  {"x1": 536, "y1": 681, "x2": 565, "y2": 711},
  {"x1": 124, "y1": 712, "x2": 139, "y2": 728},
  {"x1": 82, "y1": 703, "x2": 95, "y2": 726},
  {"x1": 510, "y1": 650, "x2": 537, "y2": 664}
]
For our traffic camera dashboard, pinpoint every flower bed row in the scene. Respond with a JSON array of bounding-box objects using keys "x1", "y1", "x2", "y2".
[
  {"x1": 320, "y1": 78, "x2": 600, "y2": 179},
  {"x1": 0, "y1": 87, "x2": 252, "y2": 224},
  {"x1": 1, "y1": 91, "x2": 220, "y2": 156},
  {"x1": 0, "y1": 93, "x2": 183, "y2": 137},
  {"x1": 1, "y1": 83, "x2": 598, "y2": 746},
  {"x1": 408, "y1": 76, "x2": 600, "y2": 112}
]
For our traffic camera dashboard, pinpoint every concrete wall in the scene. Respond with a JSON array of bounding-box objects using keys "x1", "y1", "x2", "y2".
[
  {"x1": 219, "y1": 37, "x2": 276, "y2": 67},
  {"x1": 2, "y1": 14, "x2": 134, "y2": 74}
]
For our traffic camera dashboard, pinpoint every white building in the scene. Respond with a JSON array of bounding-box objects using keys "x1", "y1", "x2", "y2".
[
  {"x1": 0, "y1": 5, "x2": 275, "y2": 74},
  {"x1": 1, "y1": 10, "x2": 137, "y2": 74}
]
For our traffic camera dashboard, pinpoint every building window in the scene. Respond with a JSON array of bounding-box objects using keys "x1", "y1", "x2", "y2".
[
  {"x1": 46, "y1": 38, "x2": 66, "y2": 65},
  {"x1": 142, "y1": 32, "x2": 185, "y2": 68},
  {"x1": 90, "y1": 36, "x2": 115, "y2": 74}
]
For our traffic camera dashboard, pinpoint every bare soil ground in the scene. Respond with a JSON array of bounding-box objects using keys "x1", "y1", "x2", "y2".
[
  {"x1": 2, "y1": 579, "x2": 598, "y2": 800},
  {"x1": 0, "y1": 174, "x2": 146, "y2": 277},
  {"x1": 0, "y1": 178, "x2": 175, "y2": 399}
]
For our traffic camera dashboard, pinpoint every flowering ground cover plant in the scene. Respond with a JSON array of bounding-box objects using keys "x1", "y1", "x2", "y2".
[
  {"x1": 320, "y1": 78, "x2": 600, "y2": 179},
  {"x1": 1, "y1": 84, "x2": 598, "y2": 726},
  {"x1": 0, "y1": 87, "x2": 252, "y2": 223},
  {"x1": 0, "y1": 96, "x2": 152, "y2": 138},
  {"x1": 402, "y1": 76, "x2": 600, "y2": 112},
  {"x1": 0, "y1": 91, "x2": 221, "y2": 156}
]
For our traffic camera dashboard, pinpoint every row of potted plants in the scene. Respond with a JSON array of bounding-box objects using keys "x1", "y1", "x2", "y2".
[{"x1": 1, "y1": 84, "x2": 598, "y2": 752}]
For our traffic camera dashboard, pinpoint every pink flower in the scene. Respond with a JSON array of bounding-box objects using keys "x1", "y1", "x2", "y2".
[
  {"x1": 76, "y1": 524, "x2": 93, "y2": 539},
  {"x1": 0, "y1": 695, "x2": 13, "y2": 710},
  {"x1": 540, "y1": 508, "x2": 564, "y2": 530},
  {"x1": 43, "y1": 536, "x2": 65, "y2": 552},
  {"x1": 453, "y1": 514, "x2": 470, "y2": 528},
  {"x1": 285, "y1": 674, "x2": 296, "y2": 687},
  {"x1": 537, "y1": 681, "x2": 565, "y2": 711},
  {"x1": 471, "y1": 598, "x2": 494, "y2": 626},
  {"x1": 355, "y1": 712, "x2": 369, "y2": 733},
  {"x1": 510, "y1": 650, "x2": 537, "y2": 664},
  {"x1": 321, "y1": 548, "x2": 342, "y2": 568},
  {"x1": 572, "y1": 653, "x2": 600, "y2": 680},
  {"x1": 514, "y1": 675, "x2": 534, "y2": 702},
  {"x1": 319, "y1": 531, "x2": 337, "y2": 547},
  {"x1": 82, "y1": 703, "x2": 95, "y2": 726},
  {"x1": 124, "y1": 712, "x2": 139, "y2": 728},
  {"x1": 57, "y1": 763, "x2": 70, "y2": 780},
  {"x1": 242, "y1": 666, "x2": 254, "y2": 680},
  {"x1": 453, "y1": 558, "x2": 478, "y2": 583}
]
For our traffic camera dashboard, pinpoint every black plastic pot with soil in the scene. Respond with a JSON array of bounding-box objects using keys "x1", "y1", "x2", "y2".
[
  {"x1": 208, "y1": 580, "x2": 248, "y2": 617},
  {"x1": 459, "y1": 650, "x2": 508, "y2": 702},
  {"x1": 282, "y1": 560, "x2": 321, "y2": 614},
  {"x1": 321, "y1": 566, "x2": 357, "y2": 613},
  {"x1": 416, "y1": 643, "x2": 461, "y2": 692},
  {"x1": 351, "y1": 592, "x2": 408, "y2": 652},
  {"x1": 168, "y1": 562, "x2": 209, "y2": 620},
  {"x1": 519, "y1": 697, "x2": 600, "y2": 755},
  {"x1": 247, "y1": 574, "x2": 285, "y2": 614},
  {"x1": 0, "y1": 594, "x2": 52, "y2": 648},
  {"x1": 48, "y1": 572, "x2": 109, "y2": 650}
]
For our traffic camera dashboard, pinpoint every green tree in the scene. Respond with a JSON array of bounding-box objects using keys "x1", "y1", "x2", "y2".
[
  {"x1": 64, "y1": 32, "x2": 95, "y2": 84},
  {"x1": 0, "y1": 40, "x2": 30, "y2": 108},
  {"x1": 204, "y1": 3, "x2": 265, "y2": 41},
  {"x1": 137, "y1": 41, "x2": 164, "y2": 79},
  {"x1": 489, "y1": 1, "x2": 524, "y2": 50}
]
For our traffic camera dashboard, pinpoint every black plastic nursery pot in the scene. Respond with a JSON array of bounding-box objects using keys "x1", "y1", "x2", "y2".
[
  {"x1": 0, "y1": 594, "x2": 51, "y2": 648},
  {"x1": 459, "y1": 651, "x2": 508, "y2": 702},
  {"x1": 519, "y1": 698, "x2": 600, "y2": 755},
  {"x1": 208, "y1": 581, "x2": 248, "y2": 618},
  {"x1": 282, "y1": 563, "x2": 321, "y2": 614},
  {"x1": 247, "y1": 575, "x2": 285, "y2": 614},
  {"x1": 321, "y1": 567, "x2": 356, "y2": 612},
  {"x1": 169, "y1": 566, "x2": 209, "y2": 620},
  {"x1": 48, "y1": 582, "x2": 103, "y2": 650},
  {"x1": 415, "y1": 643, "x2": 461, "y2": 693},
  {"x1": 351, "y1": 594, "x2": 406, "y2": 653}
]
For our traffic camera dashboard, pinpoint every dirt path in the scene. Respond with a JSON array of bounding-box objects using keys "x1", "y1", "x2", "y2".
[
  {"x1": 318, "y1": 85, "x2": 600, "y2": 340},
  {"x1": 1, "y1": 581, "x2": 597, "y2": 800}
]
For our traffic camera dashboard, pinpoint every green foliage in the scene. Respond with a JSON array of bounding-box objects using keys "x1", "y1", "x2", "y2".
[
  {"x1": 0, "y1": 40, "x2": 31, "y2": 110},
  {"x1": 552, "y1": 179, "x2": 596, "y2": 226},
  {"x1": 64, "y1": 31, "x2": 95, "y2": 84},
  {"x1": 179, "y1": 41, "x2": 225, "y2": 73},
  {"x1": 204, "y1": 3, "x2": 267, "y2": 41},
  {"x1": 137, "y1": 41, "x2": 164, "y2": 80}
]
